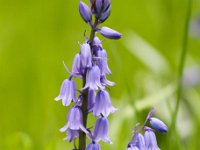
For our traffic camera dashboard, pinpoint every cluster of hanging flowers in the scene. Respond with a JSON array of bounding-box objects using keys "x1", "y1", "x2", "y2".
[
  {"x1": 55, "y1": 0, "x2": 121, "y2": 149},
  {"x1": 126, "y1": 109, "x2": 168, "y2": 150}
]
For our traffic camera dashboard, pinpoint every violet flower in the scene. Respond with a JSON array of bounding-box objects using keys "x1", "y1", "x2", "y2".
[
  {"x1": 60, "y1": 106, "x2": 88, "y2": 134},
  {"x1": 96, "y1": 49, "x2": 111, "y2": 75},
  {"x1": 55, "y1": 79, "x2": 76, "y2": 106},
  {"x1": 144, "y1": 127, "x2": 160, "y2": 150},
  {"x1": 93, "y1": 116, "x2": 111, "y2": 144},
  {"x1": 83, "y1": 65, "x2": 103, "y2": 90},
  {"x1": 93, "y1": 90, "x2": 116, "y2": 117},
  {"x1": 80, "y1": 43, "x2": 92, "y2": 69}
]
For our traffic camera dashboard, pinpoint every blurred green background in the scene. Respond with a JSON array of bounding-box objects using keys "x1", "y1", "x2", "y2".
[{"x1": 0, "y1": 0, "x2": 200, "y2": 149}]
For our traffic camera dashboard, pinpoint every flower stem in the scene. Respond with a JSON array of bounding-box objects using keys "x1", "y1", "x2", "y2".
[
  {"x1": 78, "y1": 18, "x2": 99, "y2": 150},
  {"x1": 171, "y1": 0, "x2": 192, "y2": 129}
]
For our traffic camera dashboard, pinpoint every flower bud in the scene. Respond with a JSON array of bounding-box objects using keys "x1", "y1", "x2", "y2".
[
  {"x1": 99, "y1": 6, "x2": 110, "y2": 23},
  {"x1": 79, "y1": 1, "x2": 92, "y2": 23},
  {"x1": 149, "y1": 117, "x2": 168, "y2": 133},
  {"x1": 80, "y1": 43, "x2": 92, "y2": 69},
  {"x1": 99, "y1": 26, "x2": 121, "y2": 39}
]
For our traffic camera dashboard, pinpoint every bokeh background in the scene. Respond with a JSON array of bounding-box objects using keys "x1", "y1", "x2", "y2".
[{"x1": 0, "y1": 0, "x2": 200, "y2": 149}]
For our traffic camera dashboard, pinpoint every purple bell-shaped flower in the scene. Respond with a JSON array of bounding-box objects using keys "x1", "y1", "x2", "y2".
[
  {"x1": 93, "y1": 116, "x2": 111, "y2": 144},
  {"x1": 96, "y1": 49, "x2": 111, "y2": 75},
  {"x1": 83, "y1": 65, "x2": 103, "y2": 90},
  {"x1": 144, "y1": 127, "x2": 160, "y2": 150},
  {"x1": 55, "y1": 79, "x2": 76, "y2": 106},
  {"x1": 80, "y1": 43, "x2": 92, "y2": 69},
  {"x1": 60, "y1": 106, "x2": 88, "y2": 134},
  {"x1": 71, "y1": 53, "x2": 81, "y2": 77},
  {"x1": 93, "y1": 90, "x2": 116, "y2": 117}
]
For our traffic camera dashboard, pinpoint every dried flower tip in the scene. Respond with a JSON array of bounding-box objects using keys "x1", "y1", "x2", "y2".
[
  {"x1": 99, "y1": 26, "x2": 121, "y2": 39},
  {"x1": 149, "y1": 117, "x2": 168, "y2": 133},
  {"x1": 79, "y1": 1, "x2": 92, "y2": 23}
]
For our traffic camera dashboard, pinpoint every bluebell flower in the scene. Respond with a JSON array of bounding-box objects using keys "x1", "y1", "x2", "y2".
[
  {"x1": 93, "y1": 116, "x2": 111, "y2": 144},
  {"x1": 144, "y1": 127, "x2": 160, "y2": 150},
  {"x1": 55, "y1": 79, "x2": 76, "y2": 106},
  {"x1": 86, "y1": 141, "x2": 101, "y2": 150},
  {"x1": 149, "y1": 117, "x2": 168, "y2": 133},
  {"x1": 83, "y1": 65, "x2": 103, "y2": 90},
  {"x1": 93, "y1": 90, "x2": 116, "y2": 117},
  {"x1": 88, "y1": 89, "x2": 96, "y2": 112},
  {"x1": 79, "y1": 1, "x2": 92, "y2": 23},
  {"x1": 91, "y1": 37, "x2": 102, "y2": 56},
  {"x1": 60, "y1": 106, "x2": 88, "y2": 134},
  {"x1": 99, "y1": 26, "x2": 121, "y2": 39},
  {"x1": 135, "y1": 133, "x2": 145, "y2": 150},
  {"x1": 80, "y1": 43, "x2": 92, "y2": 69},
  {"x1": 96, "y1": 49, "x2": 111, "y2": 75},
  {"x1": 64, "y1": 129, "x2": 79, "y2": 142},
  {"x1": 71, "y1": 53, "x2": 81, "y2": 77}
]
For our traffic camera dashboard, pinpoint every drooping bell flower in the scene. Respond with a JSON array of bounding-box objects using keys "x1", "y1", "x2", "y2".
[
  {"x1": 93, "y1": 116, "x2": 111, "y2": 144},
  {"x1": 93, "y1": 90, "x2": 116, "y2": 117},
  {"x1": 55, "y1": 79, "x2": 76, "y2": 106},
  {"x1": 144, "y1": 127, "x2": 160, "y2": 150},
  {"x1": 80, "y1": 43, "x2": 92, "y2": 69},
  {"x1": 71, "y1": 53, "x2": 81, "y2": 77},
  {"x1": 83, "y1": 65, "x2": 103, "y2": 90},
  {"x1": 96, "y1": 49, "x2": 111, "y2": 75},
  {"x1": 60, "y1": 106, "x2": 88, "y2": 134},
  {"x1": 149, "y1": 117, "x2": 168, "y2": 133}
]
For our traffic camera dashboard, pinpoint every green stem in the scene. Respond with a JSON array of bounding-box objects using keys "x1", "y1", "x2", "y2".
[
  {"x1": 171, "y1": 0, "x2": 192, "y2": 129},
  {"x1": 78, "y1": 18, "x2": 99, "y2": 150}
]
